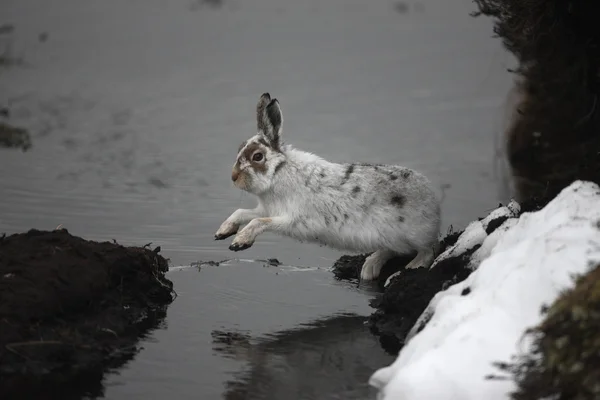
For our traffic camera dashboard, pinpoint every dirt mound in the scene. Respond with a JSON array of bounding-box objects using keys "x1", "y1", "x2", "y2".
[{"x1": 0, "y1": 229, "x2": 175, "y2": 399}]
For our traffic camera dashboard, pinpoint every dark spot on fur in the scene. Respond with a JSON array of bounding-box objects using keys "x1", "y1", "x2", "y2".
[
  {"x1": 274, "y1": 160, "x2": 286, "y2": 175},
  {"x1": 319, "y1": 171, "x2": 326, "y2": 178},
  {"x1": 461, "y1": 287, "x2": 471, "y2": 296},
  {"x1": 391, "y1": 195, "x2": 406, "y2": 207},
  {"x1": 401, "y1": 170, "x2": 411, "y2": 179},
  {"x1": 341, "y1": 164, "x2": 355, "y2": 185},
  {"x1": 343, "y1": 213, "x2": 349, "y2": 221},
  {"x1": 333, "y1": 215, "x2": 338, "y2": 222},
  {"x1": 398, "y1": 216, "x2": 405, "y2": 222},
  {"x1": 389, "y1": 174, "x2": 398, "y2": 181},
  {"x1": 352, "y1": 186, "x2": 361, "y2": 196}
]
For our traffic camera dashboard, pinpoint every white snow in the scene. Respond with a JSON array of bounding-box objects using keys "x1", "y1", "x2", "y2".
[
  {"x1": 370, "y1": 180, "x2": 600, "y2": 400},
  {"x1": 429, "y1": 199, "x2": 521, "y2": 271}
]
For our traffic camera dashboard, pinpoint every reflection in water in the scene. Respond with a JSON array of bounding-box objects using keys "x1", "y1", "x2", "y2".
[
  {"x1": 212, "y1": 313, "x2": 392, "y2": 400},
  {"x1": 3, "y1": 308, "x2": 168, "y2": 400}
]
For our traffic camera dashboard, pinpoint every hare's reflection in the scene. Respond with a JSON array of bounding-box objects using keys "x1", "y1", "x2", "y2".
[{"x1": 212, "y1": 313, "x2": 393, "y2": 400}]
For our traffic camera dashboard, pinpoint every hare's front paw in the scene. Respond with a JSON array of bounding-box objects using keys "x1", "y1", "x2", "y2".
[
  {"x1": 215, "y1": 221, "x2": 239, "y2": 240},
  {"x1": 229, "y1": 232, "x2": 254, "y2": 252}
]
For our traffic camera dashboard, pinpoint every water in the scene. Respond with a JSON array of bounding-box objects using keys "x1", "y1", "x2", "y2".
[{"x1": 0, "y1": 0, "x2": 513, "y2": 398}]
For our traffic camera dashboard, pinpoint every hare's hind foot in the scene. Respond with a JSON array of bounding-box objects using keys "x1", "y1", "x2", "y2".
[
  {"x1": 384, "y1": 246, "x2": 438, "y2": 288},
  {"x1": 360, "y1": 249, "x2": 397, "y2": 281}
]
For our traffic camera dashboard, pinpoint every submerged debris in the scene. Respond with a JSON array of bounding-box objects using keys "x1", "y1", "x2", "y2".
[{"x1": 0, "y1": 121, "x2": 32, "y2": 151}]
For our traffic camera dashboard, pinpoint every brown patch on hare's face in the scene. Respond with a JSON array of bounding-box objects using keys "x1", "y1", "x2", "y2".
[
  {"x1": 257, "y1": 137, "x2": 271, "y2": 148},
  {"x1": 242, "y1": 142, "x2": 268, "y2": 174}
]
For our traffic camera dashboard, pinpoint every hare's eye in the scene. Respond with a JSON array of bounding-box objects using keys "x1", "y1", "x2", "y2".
[{"x1": 252, "y1": 152, "x2": 264, "y2": 162}]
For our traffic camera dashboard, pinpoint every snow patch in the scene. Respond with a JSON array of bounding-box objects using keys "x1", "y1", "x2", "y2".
[
  {"x1": 430, "y1": 199, "x2": 520, "y2": 271},
  {"x1": 370, "y1": 181, "x2": 600, "y2": 400}
]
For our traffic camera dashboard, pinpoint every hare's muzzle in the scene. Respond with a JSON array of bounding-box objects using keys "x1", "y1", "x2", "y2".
[{"x1": 231, "y1": 168, "x2": 240, "y2": 182}]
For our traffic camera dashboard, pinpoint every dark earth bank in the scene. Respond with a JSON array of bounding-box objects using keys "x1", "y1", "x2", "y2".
[
  {"x1": 472, "y1": 0, "x2": 600, "y2": 208},
  {"x1": 0, "y1": 229, "x2": 175, "y2": 399}
]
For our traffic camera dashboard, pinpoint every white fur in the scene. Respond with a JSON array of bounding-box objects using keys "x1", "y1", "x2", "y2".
[{"x1": 215, "y1": 93, "x2": 441, "y2": 281}]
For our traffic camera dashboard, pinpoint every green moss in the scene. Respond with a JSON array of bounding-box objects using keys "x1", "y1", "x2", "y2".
[{"x1": 503, "y1": 263, "x2": 600, "y2": 400}]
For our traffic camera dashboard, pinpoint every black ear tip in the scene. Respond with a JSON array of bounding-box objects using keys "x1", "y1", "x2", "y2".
[
  {"x1": 261, "y1": 92, "x2": 271, "y2": 100},
  {"x1": 267, "y1": 98, "x2": 279, "y2": 108}
]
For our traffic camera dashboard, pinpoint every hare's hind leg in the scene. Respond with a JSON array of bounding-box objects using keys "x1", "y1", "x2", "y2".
[
  {"x1": 384, "y1": 245, "x2": 438, "y2": 288},
  {"x1": 360, "y1": 249, "x2": 397, "y2": 281}
]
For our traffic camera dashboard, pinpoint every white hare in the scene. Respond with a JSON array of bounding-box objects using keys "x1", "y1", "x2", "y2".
[{"x1": 215, "y1": 93, "x2": 441, "y2": 281}]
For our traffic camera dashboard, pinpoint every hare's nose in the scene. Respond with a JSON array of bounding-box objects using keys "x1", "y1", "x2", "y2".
[{"x1": 231, "y1": 169, "x2": 240, "y2": 182}]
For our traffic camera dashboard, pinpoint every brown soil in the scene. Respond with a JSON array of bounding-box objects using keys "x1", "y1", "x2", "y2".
[{"x1": 0, "y1": 229, "x2": 175, "y2": 399}]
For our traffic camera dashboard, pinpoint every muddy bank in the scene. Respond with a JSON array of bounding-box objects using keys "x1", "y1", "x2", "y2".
[{"x1": 0, "y1": 229, "x2": 175, "y2": 399}]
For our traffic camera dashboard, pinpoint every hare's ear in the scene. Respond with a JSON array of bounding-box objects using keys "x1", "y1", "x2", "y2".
[
  {"x1": 263, "y1": 99, "x2": 283, "y2": 149},
  {"x1": 256, "y1": 93, "x2": 271, "y2": 134}
]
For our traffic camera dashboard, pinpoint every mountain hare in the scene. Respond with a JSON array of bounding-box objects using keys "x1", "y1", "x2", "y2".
[{"x1": 215, "y1": 93, "x2": 441, "y2": 281}]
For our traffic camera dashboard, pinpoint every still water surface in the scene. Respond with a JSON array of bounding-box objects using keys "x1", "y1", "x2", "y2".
[{"x1": 0, "y1": 0, "x2": 512, "y2": 398}]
